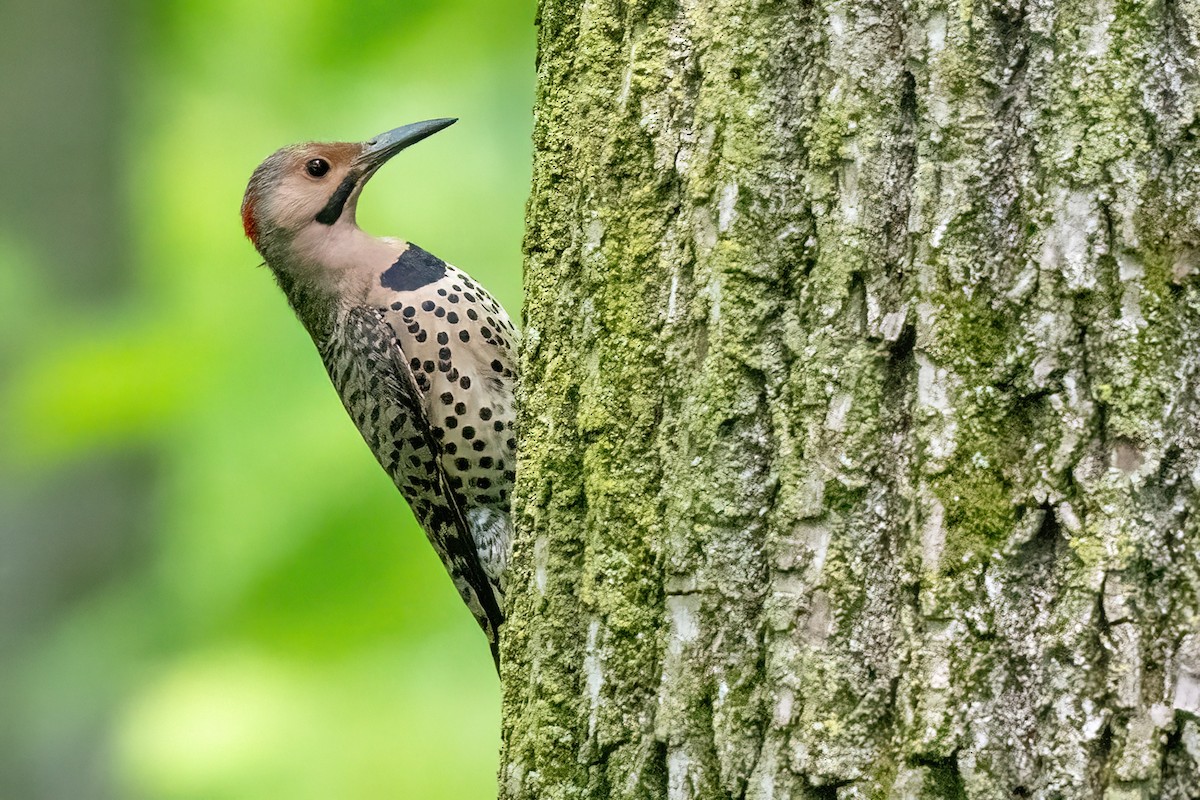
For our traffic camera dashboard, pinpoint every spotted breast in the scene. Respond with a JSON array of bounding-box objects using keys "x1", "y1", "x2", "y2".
[{"x1": 317, "y1": 242, "x2": 517, "y2": 664}]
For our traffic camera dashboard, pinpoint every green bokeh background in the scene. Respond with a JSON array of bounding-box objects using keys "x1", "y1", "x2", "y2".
[{"x1": 0, "y1": 2, "x2": 534, "y2": 797}]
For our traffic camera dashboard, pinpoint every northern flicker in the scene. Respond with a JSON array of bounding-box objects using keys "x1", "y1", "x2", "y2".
[{"x1": 241, "y1": 119, "x2": 516, "y2": 668}]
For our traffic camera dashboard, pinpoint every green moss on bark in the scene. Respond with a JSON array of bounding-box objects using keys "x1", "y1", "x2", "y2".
[{"x1": 504, "y1": 0, "x2": 1200, "y2": 797}]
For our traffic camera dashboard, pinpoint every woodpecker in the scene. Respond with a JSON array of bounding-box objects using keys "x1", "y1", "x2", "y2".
[{"x1": 241, "y1": 119, "x2": 516, "y2": 668}]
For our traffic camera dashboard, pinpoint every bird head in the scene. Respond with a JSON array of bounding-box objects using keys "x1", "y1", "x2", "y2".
[{"x1": 241, "y1": 118, "x2": 457, "y2": 272}]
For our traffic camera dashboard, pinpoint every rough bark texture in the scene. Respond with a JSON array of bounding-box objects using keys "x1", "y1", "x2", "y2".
[{"x1": 501, "y1": 0, "x2": 1200, "y2": 797}]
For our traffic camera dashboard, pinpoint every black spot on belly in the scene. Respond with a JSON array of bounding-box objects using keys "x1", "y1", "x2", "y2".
[{"x1": 380, "y1": 243, "x2": 447, "y2": 292}]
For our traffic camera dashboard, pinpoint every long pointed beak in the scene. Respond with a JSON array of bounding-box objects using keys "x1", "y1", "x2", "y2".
[{"x1": 357, "y1": 118, "x2": 457, "y2": 172}]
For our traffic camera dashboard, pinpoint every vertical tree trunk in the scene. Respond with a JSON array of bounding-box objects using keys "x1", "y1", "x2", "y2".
[{"x1": 501, "y1": 0, "x2": 1200, "y2": 797}]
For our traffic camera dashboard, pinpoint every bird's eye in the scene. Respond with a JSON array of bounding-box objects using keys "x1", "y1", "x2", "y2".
[{"x1": 306, "y1": 158, "x2": 331, "y2": 177}]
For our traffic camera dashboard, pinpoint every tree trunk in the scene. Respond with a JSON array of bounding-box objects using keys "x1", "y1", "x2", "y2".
[{"x1": 501, "y1": 0, "x2": 1200, "y2": 797}]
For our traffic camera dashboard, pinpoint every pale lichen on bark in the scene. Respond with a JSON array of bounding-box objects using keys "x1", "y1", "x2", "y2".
[{"x1": 502, "y1": 0, "x2": 1200, "y2": 797}]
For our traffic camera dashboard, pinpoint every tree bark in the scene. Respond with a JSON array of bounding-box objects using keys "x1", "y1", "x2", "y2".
[{"x1": 501, "y1": 0, "x2": 1200, "y2": 797}]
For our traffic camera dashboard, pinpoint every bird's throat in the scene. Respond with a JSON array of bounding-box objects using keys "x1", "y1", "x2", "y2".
[{"x1": 271, "y1": 228, "x2": 404, "y2": 337}]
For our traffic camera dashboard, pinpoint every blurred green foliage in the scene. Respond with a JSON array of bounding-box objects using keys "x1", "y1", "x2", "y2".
[{"x1": 0, "y1": 1, "x2": 534, "y2": 797}]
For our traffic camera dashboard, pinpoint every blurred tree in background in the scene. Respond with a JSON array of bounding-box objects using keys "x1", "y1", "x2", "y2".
[{"x1": 0, "y1": 1, "x2": 533, "y2": 797}]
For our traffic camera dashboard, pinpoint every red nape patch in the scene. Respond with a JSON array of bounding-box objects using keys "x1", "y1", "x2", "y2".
[{"x1": 241, "y1": 196, "x2": 258, "y2": 244}]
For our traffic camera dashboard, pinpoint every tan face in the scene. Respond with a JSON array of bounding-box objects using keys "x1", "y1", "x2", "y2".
[
  {"x1": 243, "y1": 120, "x2": 458, "y2": 265},
  {"x1": 242, "y1": 141, "x2": 366, "y2": 254}
]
